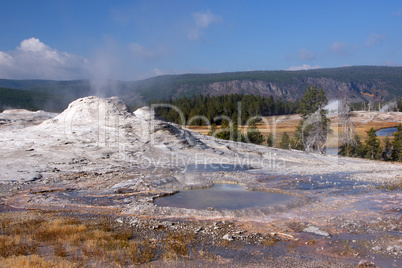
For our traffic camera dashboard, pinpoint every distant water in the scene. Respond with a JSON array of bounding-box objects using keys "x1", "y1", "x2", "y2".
[
  {"x1": 154, "y1": 184, "x2": 295, "y2": 210},
  {"x1": 325, "y1": 148, "x2": 339, "y2": 156},
  {"x1": 375, "y1": 127, "x2": 397, "y2": 137}
]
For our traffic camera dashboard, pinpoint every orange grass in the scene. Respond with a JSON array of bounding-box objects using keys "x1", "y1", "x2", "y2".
[
  {"x1": 189, "y1": 113, "x2": 400, "y2": 148},
  {"x1": 0, "y1": 212, "x2": 217, "y2": 267}
]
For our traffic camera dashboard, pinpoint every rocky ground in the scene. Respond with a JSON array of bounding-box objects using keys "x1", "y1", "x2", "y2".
[{"x1": 0, "y1": 96, "x2": 401, "y2": 267}]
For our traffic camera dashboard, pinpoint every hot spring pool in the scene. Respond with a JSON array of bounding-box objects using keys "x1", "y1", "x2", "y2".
[
  {"x1": 375, "y1": 127, "x2": 398, "y2": 137},
  {"x1": 154, "y1": 184, "x2": 295, "y2": 210}
]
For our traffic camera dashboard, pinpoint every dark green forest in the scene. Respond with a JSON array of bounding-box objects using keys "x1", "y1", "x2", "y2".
[
  {"x1": 151, "y1": 94, "x2": 299, "y2": 126},
  {"x1": 1, "y1": 66, "x2": 402, "y2": 107},
  {"x1": 0, "y1": 87, "x2": 68, "y2": 112},
  {"x1": 151, "y1": 94, "x2": 402, "y2": 126}
]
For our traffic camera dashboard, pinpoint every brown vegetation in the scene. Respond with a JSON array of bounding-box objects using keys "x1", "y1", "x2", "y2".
[
  {"x1": 0, "y1": 212, "x2": 215, "y2": 267},
  {"x1": 190, "y1": 112, "x2": 402, "y2": 148}
]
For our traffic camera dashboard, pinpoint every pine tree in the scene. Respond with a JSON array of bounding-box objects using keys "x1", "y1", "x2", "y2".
[
  {"x1": 382, "y1": 134, "x2": 392, "y2": 161},
  {"x1": 279, "y1": 132, "x2": 291, "y2": 150},
  {"x1": 231, "y1": 121, "x2": 243, "y2": 142},
  {"x1": 216, "y1": 119, "x2": 231, "y2": 140},
  {"x1": 208, "y1": 123, "x2": 218, "y2": 137},
  {"x1": 364, "y1": 127, "x2": 381, "y2": 160},
  {"x1": 266, "y1": 133, "x2": 275, "y2": 147},
  {"x1": 296, "y1": 86, "x2": 330, "y2": 153},
  {"x1": 292, "y1": 124, "x2": 305, "y2": 150},
  {"x1": 391, "y1": 124, "x2": 402, "y2": 161},
  {"x1": 340, "y1": 134, "x2": 365, "y2": 157},
  {"x1": 245, "y1": 120, "x2": 264, "y2": 145}
]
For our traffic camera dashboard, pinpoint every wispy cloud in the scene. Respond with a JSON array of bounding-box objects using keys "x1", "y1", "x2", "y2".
[
  {"x1": 187, "y1": 29, "x2": 202, "y2": 41},
  {"x1": 391, "y1": 9, "x2": 402, "y2": 16},
  {"x1": 188, "y1": 10, "x2": 222, "y2": 40},
  {"x1": 128, "y1": 43, "x2": 170, "y2": 62},
  {"x1": 383, "y1": 61, "x2": 399, "y2": 66},
  {"x1": 330, "y1": 41, "x2": 349, "y2": 56},
  {"x1": 287, "y1": 64, "x2": 321, "y2": 71},
  {"x1": 129, "y1": 43, "x2": 154, "y2": 59},
  {"x1": 0, "y1": 51, "x2": 13, "y2": 66},
  {"x1": 366, "y1": 33, "x2": 386, "y2": 47},
  {"x1": 298, "y1": 49, "x2": 315, "y2": 60},
  {"x1": 0, "y1": 38, "x2": 168, "y2": 81},
  {"x1": 133, "y1": 67, "x2": 185, "y2": 80},
  {"x1": 193, "y1": 10, "x2": 222, "y2": 28},
  {"x1": 0, "y1": 37, "x2": 89, "y2": 80}
]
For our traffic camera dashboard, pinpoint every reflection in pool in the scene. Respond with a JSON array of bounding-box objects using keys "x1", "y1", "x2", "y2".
[
  {"x1": 375, "y1": 127, "x2": 397, "y2": 137},
  {"x1": 325, "y1": 148, "x2": 339, "y2": 156},
  {"x1": 154, "y1": 184, "x2": 295, "y2": 210}
]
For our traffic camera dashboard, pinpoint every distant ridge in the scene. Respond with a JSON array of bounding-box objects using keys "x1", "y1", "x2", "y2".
[
  {"x1": 127, "y1": 66, "x2": 402, "y2": 103},
  {"x1": 0, "y1": 66, "x2": 401, "y2": 111}
]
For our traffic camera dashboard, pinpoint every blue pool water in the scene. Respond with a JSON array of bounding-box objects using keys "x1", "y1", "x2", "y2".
[
  {"x1": 154, "y1": 184, "x2": 295, "y2": 210},
  {"x1": 375, "y1": 127, "x2": 397, "y2": 137}
]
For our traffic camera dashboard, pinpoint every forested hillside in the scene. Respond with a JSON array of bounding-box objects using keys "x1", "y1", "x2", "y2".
[
  {"x1": 130, "y1": 66, "x2": 402, "y2": 103},
  {"x1": 0, "y1": 87, "x2": 67, "y2": 112},
  {"x1": 0, "y1": 66, "x2": 401, "y2": 111},
  {"x1": 152, "y1": 94, "x2": 299, "y2": 125}
]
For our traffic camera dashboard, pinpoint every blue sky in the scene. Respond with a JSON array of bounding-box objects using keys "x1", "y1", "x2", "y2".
[{"x1": 0, "y1": 0, "x2": 401, "y2": 80}]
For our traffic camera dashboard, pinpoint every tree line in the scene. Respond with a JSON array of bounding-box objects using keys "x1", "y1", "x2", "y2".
[
  {"x1": 0, "y1": 87, "x2": 67, "y2": 112},
  {"x1": 151, "y1": 94, "x2": 402, "y2": 127},
  {"x1": 276, "y1": 92, "x2": 402, "y2": 162},
  {"x1": 350, "y1": 98, "x2": 402, "y2": 112},
  {"x1": 203, "y1": 86, "x2": 331, "y2": 150},
  {"x1": 278, "y1": 125, "x2": 402, "y2": 162},
  {"x1": 336, "y1": 98, "x2": 402, "y2": 161},
  {"x1": 336, "y1": 125, "x2": 401, "y2": 161},
  {"x1": 152, "y1": 94, "x2": 299, "y2": 126},
  {"x1": 152, "y1": 89, "x2": 401, "y2": 162}
]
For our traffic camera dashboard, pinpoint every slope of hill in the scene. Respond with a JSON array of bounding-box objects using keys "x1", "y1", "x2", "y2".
[
  {"x1": 127, "y1": 66, "x2": 402, "y2": 103},
  {"x1": 0, "y1": 66, "x2": 401, "y2": 110},
  {"x1": 0, "y1": 87, "x2": 68, "y2": 112}
]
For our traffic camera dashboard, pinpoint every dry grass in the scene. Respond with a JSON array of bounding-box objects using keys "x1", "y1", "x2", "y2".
[
  {"x1": 377, "y1": 177, "x2": 402, "y2": 191},
  {"x1": 127, "y1": 240, "x2": 155, "y2": 264},
  {"x1": 261, "y1": 236, "x2": 280, "y2": 246},
  {"x1": 0, "y1": 220, "x2": 39, "y2": 258},
  {"x1": 0, "y1": 213, "x2": 148, "y2": 267},
  {"x1": 0, "y1": 213, "x2": 220, "y2": 267},
  {"x1": 189, "y1": 113, "x2": 400, "y2": 148},
  {"x1": 0, "y1": 255, "x2": 74, "y2": 268},
  {"x1": 163, "y1": 230, "x2": 194, "y2": 260}
]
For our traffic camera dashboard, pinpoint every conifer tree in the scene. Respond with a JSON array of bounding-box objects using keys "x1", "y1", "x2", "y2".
[
  {"x1": 231, "y1": 120, "x2": 243, "y2": 142},
  {"x1": 340, "y1": 134, "x2": 364, "y2": 157},
  {"x1": 295, "y1": 86, "x2": 330, "y2": 153},
  {"x1": 391, "y1": 124, "x2": 402, "y2": 161},
  {"x1": 216, "y1": 119, "x2": 231, "y2": 140},
  {"x1": 382, "y1": 134, "x2": 393, "y2": 161},
  {"x1": 364, "y1": 127, "x2": 381, "y2": 160},
  {"x1": 245, "y1": 120, "x2": 264, "y2": 145},
  {"x1": 208, "y1": 123, "x2": 218, "y2": 137},
  {"x1": 352, "y1": 134, "x2": 365, "y2": 158},
  {"x1": 266, "y1": 133, "x2": 275, "y2": 147},
  {"x1": 279, "y1": 132, "x2": 291, "y2": 150}
]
